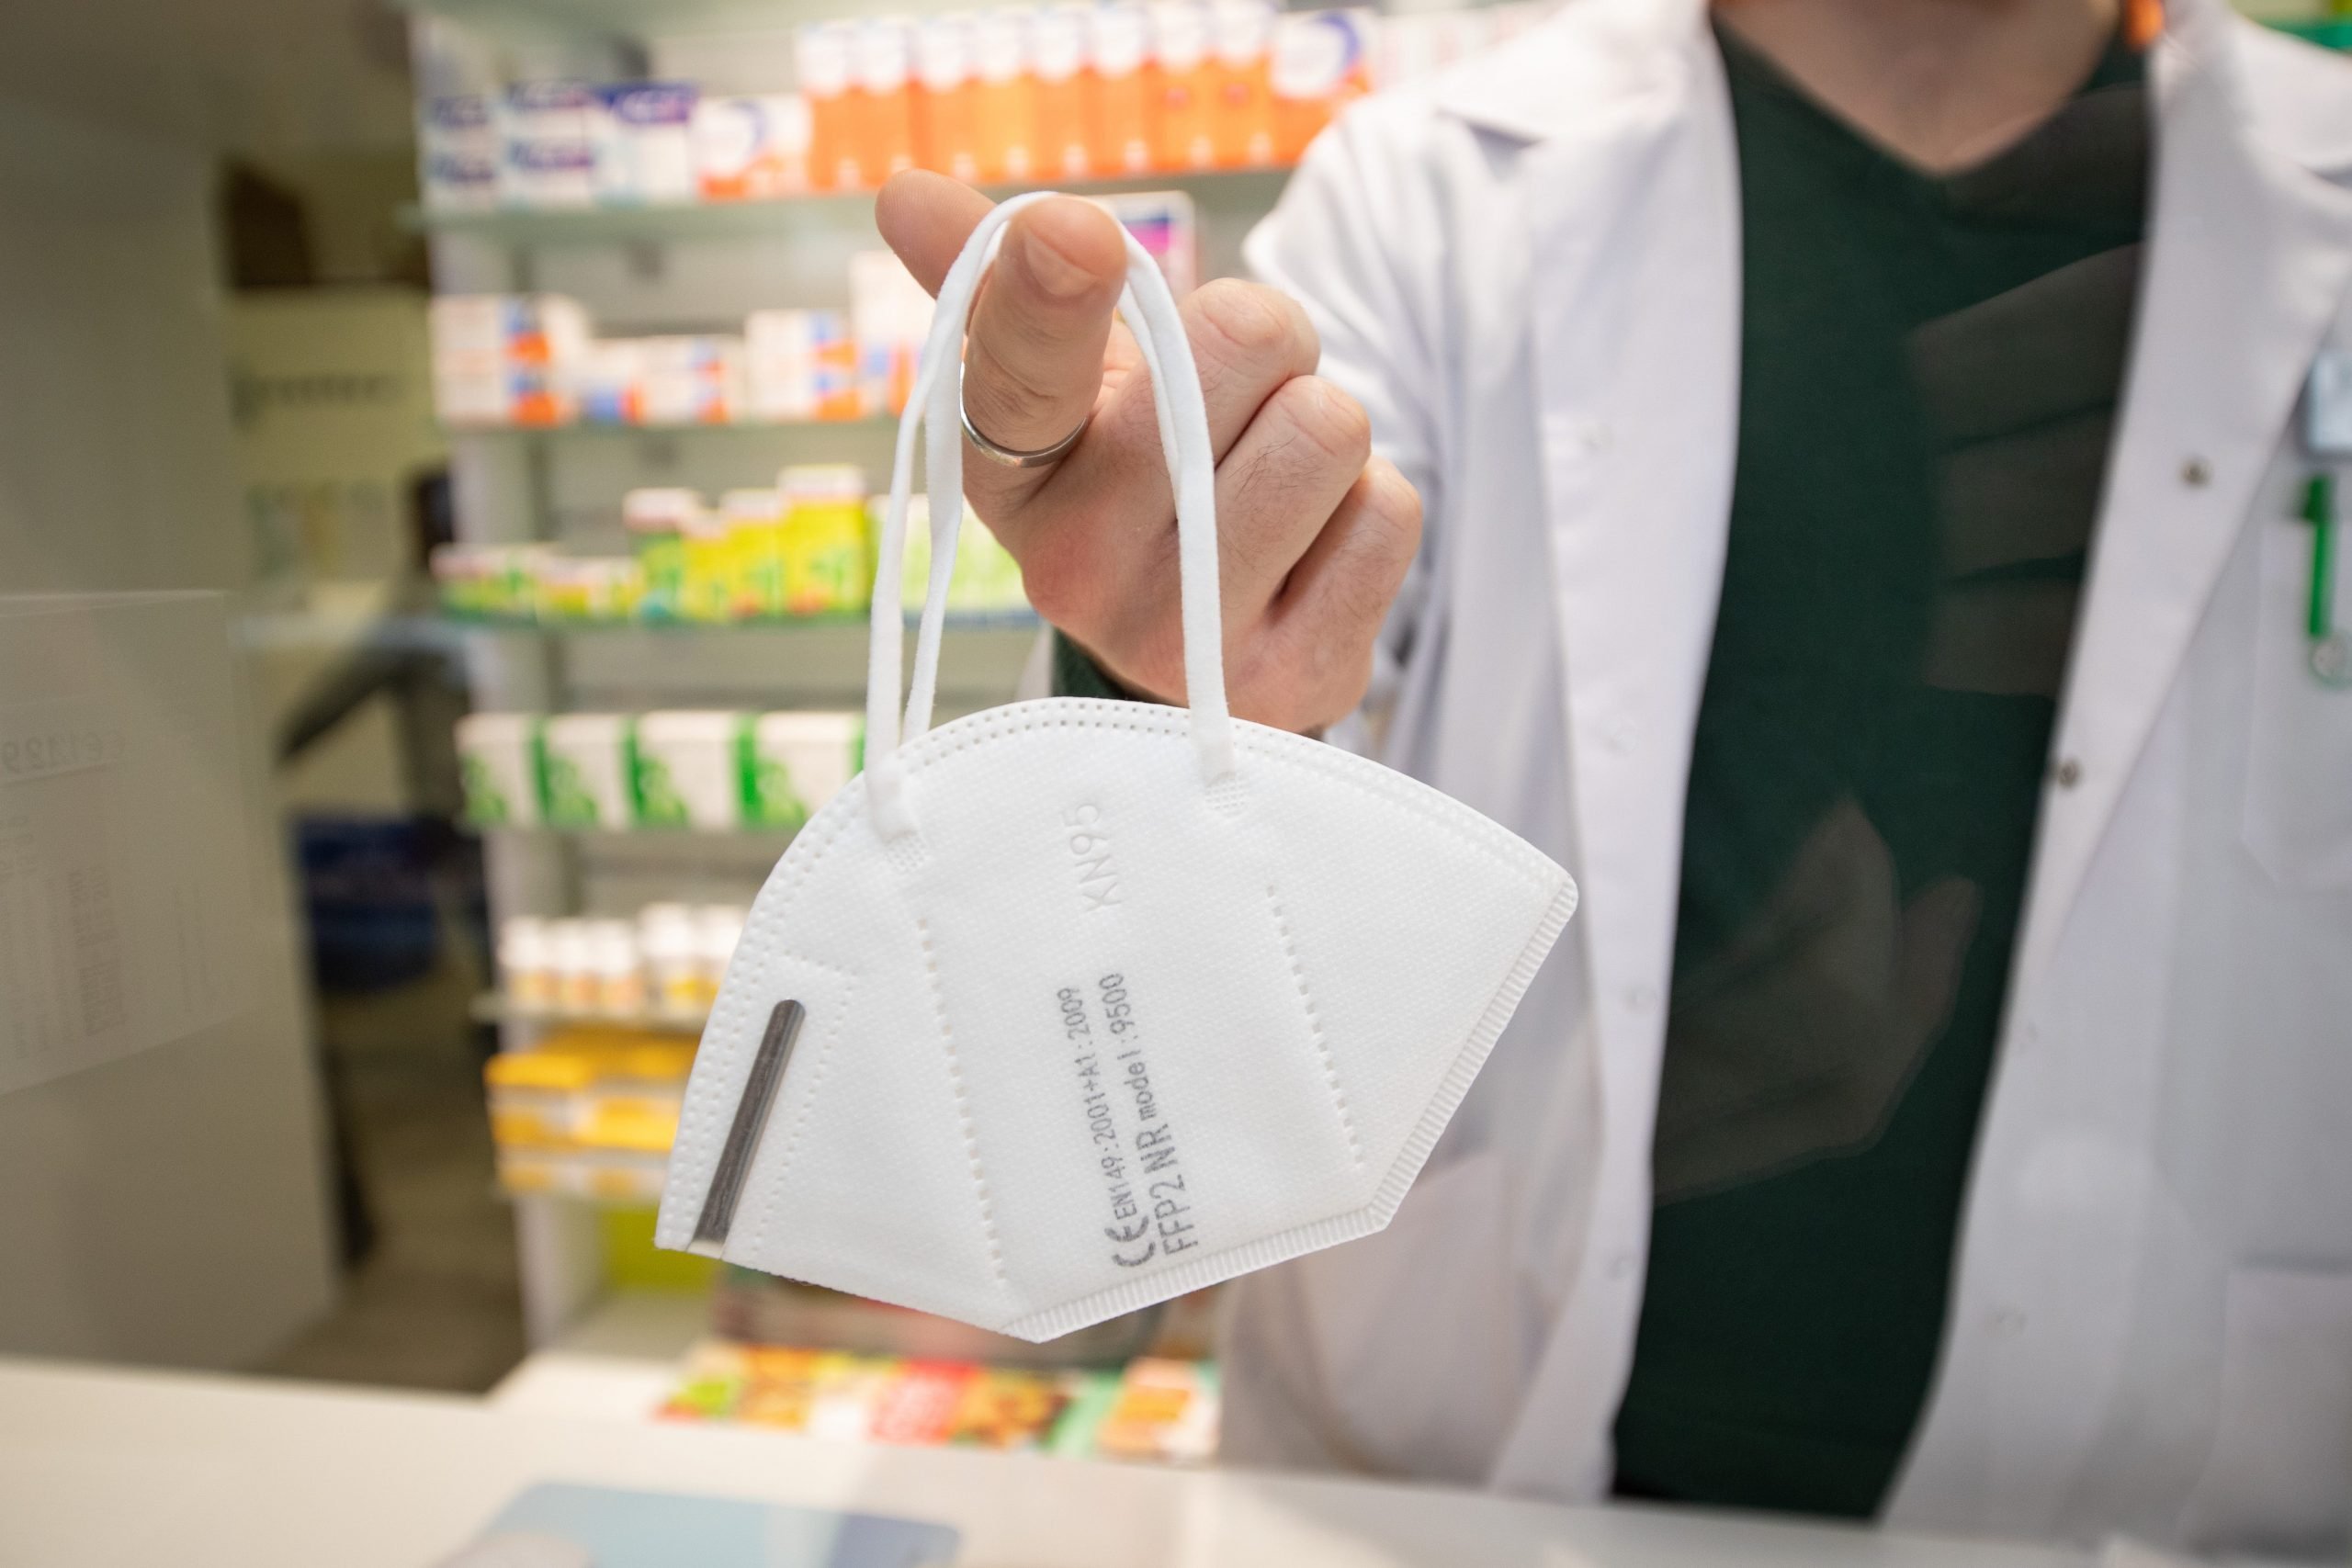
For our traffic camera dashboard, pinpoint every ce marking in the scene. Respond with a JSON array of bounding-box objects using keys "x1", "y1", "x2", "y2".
[{"x1": 1106, "y1": 1216, "x2": 1156, "y2": 1268}]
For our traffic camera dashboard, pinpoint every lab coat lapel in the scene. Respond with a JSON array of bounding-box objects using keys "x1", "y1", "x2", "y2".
[
  {"x1": 1443, "y1": 0, "x2": 1742, "y2": 1492},
  {"x1": 2013, "y1": 0, "x2": 2352, "y2": 998},
  {"x1": 1519, "y1": 15, "x2": 1739, "y2": 1156}
]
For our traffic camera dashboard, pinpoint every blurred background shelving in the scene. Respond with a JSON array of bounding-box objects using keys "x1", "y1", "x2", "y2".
[{"x1": 404, "y1": 0, "x2": 1372, "y2": 1405}]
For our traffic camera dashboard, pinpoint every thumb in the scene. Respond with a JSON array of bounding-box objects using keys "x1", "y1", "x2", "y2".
[
  {"x1": 875, "y1": 171, "x2": 1126, "y2": 473},
  {"x1": 875, "y1": 170, "x2": 993, "y2": 296}
]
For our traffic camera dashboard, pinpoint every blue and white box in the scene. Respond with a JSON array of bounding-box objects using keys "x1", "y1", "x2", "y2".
[{"x1": 594, "y1": 82, "x2": 699, "y2": 205}]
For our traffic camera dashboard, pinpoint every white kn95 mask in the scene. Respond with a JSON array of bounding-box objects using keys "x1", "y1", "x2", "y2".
[{"x1": 657, "y1": 193, "x2": 1577, "y2": 1342}]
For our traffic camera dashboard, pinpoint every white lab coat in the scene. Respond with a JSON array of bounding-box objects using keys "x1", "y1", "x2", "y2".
[{"x1": 1222, "y1": 0, "x2": 2352, "y2": 1552}]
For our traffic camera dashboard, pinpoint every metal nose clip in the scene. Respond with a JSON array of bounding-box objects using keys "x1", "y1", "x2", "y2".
[{"x1": 693, "y1": 998, "x2": 807, "y2": 1249}]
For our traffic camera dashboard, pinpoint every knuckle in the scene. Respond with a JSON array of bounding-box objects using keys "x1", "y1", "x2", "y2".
[
  {"x1": 1361, "y1": 460, "x2": 1425, "y2": 558},
  {"x1": 1194, "y1": 279, "x2": 1317, "y2": 375},
  {"x1": 1272, "y1": 377, "x2": 1373, "y2": 468},
  {"x1": 1324, "y1": 551, "x2": 1399, "y2": 636},
  {"x1": 1228, "y1": 629, "x2": 1363, "y2": 734},
  {"x1": 970, "y1": 343, "x2": 1069, "y2": 430}
]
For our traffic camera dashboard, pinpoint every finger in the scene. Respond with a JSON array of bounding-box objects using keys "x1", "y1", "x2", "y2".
[
  {"x1": 1262, "y1": 457, "x2": 1423, "y2": 715},
  {"x1": 874, "y1": 170, "x2": 992, "y2": 296},
  {"x1": 1183, "y1": 279, "x2": 1323, "y2": 460},
  {"x1": 1080, "y1": 279, "x2": 1321, "y2": 485},
  {"x1": 1213, "y1": 375, "x2": 1373, "y2": 622},
  {"x1": 1025, "y1": 277, "x2": 1323, "y2": 592},
  {"x1": 958, "y1": 197, "x2": 1129, "y2": 479}
]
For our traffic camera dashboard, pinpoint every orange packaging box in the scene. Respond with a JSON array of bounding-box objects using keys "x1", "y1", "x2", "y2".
[
  {"x1": 971, "y1": 9, "x2": 1039, "y2": 182},
  {"x1": 812, "y1": 322, "x2": 860, "y2": 422},
  {"x1": 1086, "y1": 2, "x2": 1157, "y2": 175},
  {"x1": 852, "y1": 17, "x2": 917, "y2": 186},
  {"x1": 1208, "y1": 0, "x2": 1275, "y2": 168},
  {"x1": 1032, "y1": 4, "x2": 1095, "y2": 178},
  {"x1": 691, "y1": 93, "x2": 812, "y2": 200},
  {"x1": 796, "y1": 21, "x2": 859, "y2": 189},
  {"x1": 1270, "y1": 9, "x2": 1374, "y2": 164},
  {"x1": 912, "y1": 14, "x2": 981, "y2": 179},
  {"x1": 1148, "y1": 1, "x2": 1215, "y2": 170}
]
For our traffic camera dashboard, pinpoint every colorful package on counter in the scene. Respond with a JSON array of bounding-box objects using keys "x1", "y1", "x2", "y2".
[
  {"x1": 657, "y1": 1342, "x2": 1217, "y2": 1461},
  {"x1": 1091, "y1": 1357, "x2": 1221, "y2": 1463}
]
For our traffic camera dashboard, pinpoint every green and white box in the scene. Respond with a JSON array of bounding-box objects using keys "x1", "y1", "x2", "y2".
[
  {"x1": 632, "y1": 710, "x2": 743, "y2": 829},
  {"x1": 743, "y1": 710, "x2": 863, "y2": 829},
  {"x1": 456, "y1": 713, "x2": 542, "y2": 827},
  {"x1": 539, "y1": 713, "x2": 635, "y2": 829}
]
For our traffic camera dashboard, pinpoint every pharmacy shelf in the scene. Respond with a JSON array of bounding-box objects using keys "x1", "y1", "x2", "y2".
[
  {"x1": 404, "y1": 167, "x2": 1292, "y2": 245},
  {"x1": 444, "y1": 415, "x2": 894, "y2": 436},
  {"x1": 475, "y1": 821, "x2": 799, "y2": 840},
  {"x1": 473, "y1": 993, "x2": 708, "y2": 1032},
  {"x1": 396, "y1": 0, "x2": 900, "y2": 42},
  {"x1": 237, "y1": 605, "x2": 1036, "y2": 651},
  {"x1": 445, "y1": 608, "x2": 1038, "y2": 633}
]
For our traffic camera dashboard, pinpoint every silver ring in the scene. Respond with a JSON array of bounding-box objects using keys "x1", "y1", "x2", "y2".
[{"x1": 960, "y1": 366, "x2": 1088, "y2": 469}]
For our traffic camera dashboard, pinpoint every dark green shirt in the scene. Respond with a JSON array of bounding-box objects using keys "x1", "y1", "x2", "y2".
[{"x1": 1610, "y1": 27, "x2": 2149, "y2": 1516}]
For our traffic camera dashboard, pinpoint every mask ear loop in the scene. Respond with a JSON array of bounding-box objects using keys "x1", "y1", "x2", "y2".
[{"x1": 865, "y1": 194, "x2": 1234, "y2": 842}]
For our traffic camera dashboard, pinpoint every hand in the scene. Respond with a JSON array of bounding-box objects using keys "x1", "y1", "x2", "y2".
[{"x1": 876, "y1": 171, "x2": 1421, "y2": 734}]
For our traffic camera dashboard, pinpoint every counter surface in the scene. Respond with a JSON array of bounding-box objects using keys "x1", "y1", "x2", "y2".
[{"x1": 0, "y1": 1357, "x2": 2088, "y2": 1568}]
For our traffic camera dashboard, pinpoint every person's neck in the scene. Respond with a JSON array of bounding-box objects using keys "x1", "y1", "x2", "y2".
[{"x1": 1714, "y1": 0, "x2": 2126, "y2": 174}]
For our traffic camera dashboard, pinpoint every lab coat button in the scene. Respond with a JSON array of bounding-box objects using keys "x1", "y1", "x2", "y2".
[
  {"x1": 1605, "y1": 717, "x2": 1638, "y2": 753},
  {"x1": 2053, "y1": 757, "x2": 2083, "y2": 789},
  {"x1": 2181, "y1": 457, "x2": 2212, "y2": 488},
  {"x1": 1988, "y1": 1308, "x2": 2027, "y2": 1338},
  {"x1": 1581, "y1": 421, "x2": 1613, "y2": 455},
  {"x1": 1625, "y1": 984, "x2": 1658, "y2": 1012},
  {"x1": 1609, "y1": 1252, "x2": 1637, "y2": 1281}
]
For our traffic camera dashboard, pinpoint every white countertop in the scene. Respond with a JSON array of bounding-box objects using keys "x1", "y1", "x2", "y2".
[{"x1": 0, "y1": 1356, "x2": 2090, "y2": 1568}]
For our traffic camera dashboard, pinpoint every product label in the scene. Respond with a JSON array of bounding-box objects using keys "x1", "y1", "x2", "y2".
[
  {"x1": 0, "y1": 698, "x2": 124, "y2": 787},
  {"x1": 424, "y1": 94, "x2": 494, "y2": 130},
  {"x1": 509, "y1": 140, "x2": 596, "y2": 174},
  {"x1": 1272, "y1": 12, "x2": 1356, "y2": 96},
  {"x1": 601, "y1": 83, "x2": 696, "y2": 126},
  {"x1": 506, "y1": 80, "x2": 594, "y2": 114},
  {"x1": 1055, "y1": 971, "x2": 1203, "y2": 1272},
  {"x1": 1091, "y1": 6, "x2": 1150, "y2": 74}
]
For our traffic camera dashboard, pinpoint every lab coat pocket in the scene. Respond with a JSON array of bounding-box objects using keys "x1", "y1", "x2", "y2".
[
  {"x1": 2177, "y1": 1265, "x2": 2352, "y2": 1555},
  {"x1": 1222, "y1": 1148, "x2": 1519, "y2": 1483},
  {"x1": 2241, "y1": 512, "x2": 2352, "y2": 888}
]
